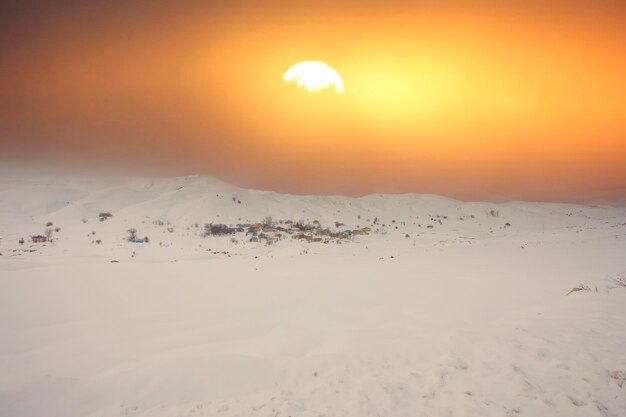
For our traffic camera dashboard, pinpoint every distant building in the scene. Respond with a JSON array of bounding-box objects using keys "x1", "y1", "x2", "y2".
[{"x1": 31, "y1": 235, "x2": 47, "y2": 243}]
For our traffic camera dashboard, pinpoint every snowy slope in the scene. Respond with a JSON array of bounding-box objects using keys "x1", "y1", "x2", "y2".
[
  {"x1": 1, "y1": 172, "x2": 623, "y2": 248},
  {"x1": 1, "y1": 169, "x2": 626, "y2": 417}
]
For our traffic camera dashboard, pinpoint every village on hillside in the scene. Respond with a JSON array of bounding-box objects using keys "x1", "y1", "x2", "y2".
[
  {"x1": 202, "y1": 217, "x2": 371, "y2": 245},
  {"x1": 11, "y1": 206, "x2": 526, "y2": 250},
  {"x1": 15, "y1": 215, "x2": 373, "y2": 248}
]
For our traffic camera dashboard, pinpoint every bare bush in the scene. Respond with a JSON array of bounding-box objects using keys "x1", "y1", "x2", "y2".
[
  {"x1": 204, "y1": 223, "x2": 233, "y2": 236},
  {"x1": 99, "y1": 212, "x2": 113, "y2": 222},
  {"x1": 127, "y1": 228, "x2": 137, "y2": 242},
  {"x1": 608, "y1": 272, "x2": 626, "y2": 288},
  {"x1": 487, "y1": 209, "x2": 500, "y2": 218},
  {"x1": 566, "y1": 283, "x2": 593, "y2": 296}
]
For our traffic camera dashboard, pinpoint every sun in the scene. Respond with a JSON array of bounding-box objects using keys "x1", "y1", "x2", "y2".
[{"x1": 283, "y1": 61, "x2": 344, "y2": 94}]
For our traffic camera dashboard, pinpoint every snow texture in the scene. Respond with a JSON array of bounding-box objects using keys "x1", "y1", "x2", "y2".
[{"x1": 1, "y1": 170, "x2": 625, "y2": 417}]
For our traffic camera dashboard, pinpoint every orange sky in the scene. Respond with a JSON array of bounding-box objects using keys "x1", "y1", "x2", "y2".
[{"x1": 1, "y1": 0, "x2": 625, "y2": 201}]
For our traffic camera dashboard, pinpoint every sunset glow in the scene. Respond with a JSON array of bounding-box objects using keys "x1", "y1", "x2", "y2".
[{"x1": 1, "y1": 0, "x2": 625, "y2": 201}]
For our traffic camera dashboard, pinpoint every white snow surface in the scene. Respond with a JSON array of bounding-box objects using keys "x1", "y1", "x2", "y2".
[{"x1": 1, "y1": 170, "x2": 626, "y2": 417}]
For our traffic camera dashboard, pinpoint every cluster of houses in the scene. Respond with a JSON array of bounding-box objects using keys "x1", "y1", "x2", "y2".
[{"x1": 203, "y1": 219, "x2": 372, "y2": 244}]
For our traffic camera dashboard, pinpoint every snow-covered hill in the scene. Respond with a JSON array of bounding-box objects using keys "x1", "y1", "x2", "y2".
[
  {"x1": 1, "y1": 169, "x2": 626, "y2": 417},
  {"x1": 1, "y1": 172, "x2": 624, "y2": 253}
]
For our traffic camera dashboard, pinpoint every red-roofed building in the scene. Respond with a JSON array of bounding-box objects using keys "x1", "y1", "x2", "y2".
[{"x1": 31, "y1": 235, "x2": 47, "y2": 243}]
